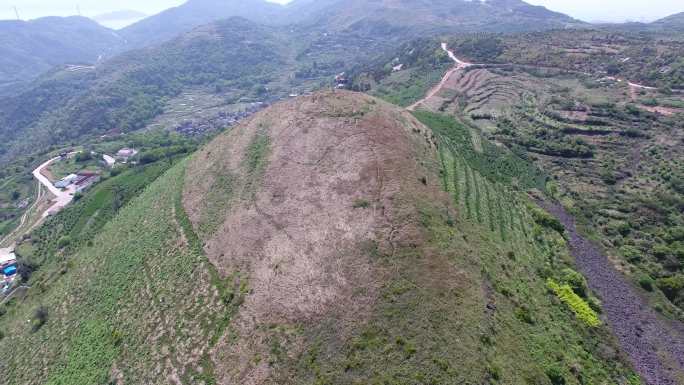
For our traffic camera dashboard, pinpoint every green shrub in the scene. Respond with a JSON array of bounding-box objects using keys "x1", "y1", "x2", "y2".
[
  {"x1": 561, "y1": 268, "x2": 589, "y2": 298},
  {"x1": 638, "y1": 275, "x2": 655, "y2": 292},
  {"x1": 57, "y1": 236, "x2": 71, "y2": 249},
  {"x1": 32, "y1": 306, "x2": 49, "y2": 332},
  {"x1": 547, "y1": 279, "x2": 601, "y2": 327},
  {"x1": 487, "y1": 364, "x2": 502, "y2": 381},
  {"x1": 656, "y1": 275, "x2": 684, "y2": 302},
  {"x1": 515, "y1": 306, "x2": 535, "y2": 324},
  {"x1": 587, "y1": 296, "x2": 603, "y2": 314},
  {"x1": 653, "y1": 244, "x2": 671, "y2": 259},
  {"x1": 620, "y1": 245, "x2": 642, "y2": 263},
  {"x1": 75, "y1": 152, "x2": 93, "y2": 162},
  {"x1": 352, "y1": 199, "x2": 371, "y2": 209},
  {"x1": 545, "y1": 365, "x2": 566, "y2": 385},
  {"x1": 667, "y1": 226, "x2": 684, "y2": 242},
  {"x1": 531, "y1": 208, "x2": 565, "y2": 235}
]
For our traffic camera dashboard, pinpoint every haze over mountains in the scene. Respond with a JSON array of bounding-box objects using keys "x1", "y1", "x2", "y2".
[
  {"x1": 92, "y1": 10, "x2": 148, "y2": 29},
  {"x1": 0, "y1": 0, "x2": 588, "y2": 160},
  {"x1": 3, "y1": 0, "x2": 684, "y2": 92},
  {"x1": 0, "y1": 0, "x2": 581, "y2": 87},
  {"x1": 1, "y1": 0, "x2": 684, "y2": 384},
  {"x1": 0, "y1": 16, "x2": 123, "y2": 94}
]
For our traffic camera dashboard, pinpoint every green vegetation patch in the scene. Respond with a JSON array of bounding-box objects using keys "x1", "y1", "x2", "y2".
[
  {"x1": 547, "y1": 279, "x2": 602, "y2": 327},
  {"x1": 242, "y1": 130, "x2": 271, "y2": 197},
  {"x1": 413, "y1": 110, "x2": 546, "y2": 191},
  {"x1": 0, "y1": 159, "x2": 244, "y2": 385}
]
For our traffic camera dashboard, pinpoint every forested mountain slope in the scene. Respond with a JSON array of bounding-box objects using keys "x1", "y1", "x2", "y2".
[
  {"x1": 651, "y1": 12, "x2": 684, "y2": 32},
  {"x1": 284, "y1": 0, "x2": 583, "y2": 40},
  {"x1": 351, "y1": 32, "x2": 684, "y2": 383},
  {"x1": 0, "y1": 0, "x2": 588, "y2": 166},
  {"x1": 0, "y1": 16, "x2": 123, "y2": 94},
  {"x1": 119, "y1": 0, "x2": 284, "y2": 47},
  {"x1": 0, "y1": 91, "x2": 639, "y2": 385},
  {"x1": 0, "y1": 18, "x2": 290, "y2": 164}
]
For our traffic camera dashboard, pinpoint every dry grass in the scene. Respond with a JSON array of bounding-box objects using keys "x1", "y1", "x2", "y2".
[{"x1": 184, "y1": 90, "x2": 445, "y2": 383}]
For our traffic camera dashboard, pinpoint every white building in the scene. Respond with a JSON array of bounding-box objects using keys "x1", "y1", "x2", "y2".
[
  {"x1": 116, "y1": 148, "x2": 138, "y2": 161},
  {"x1": 54, "y1": 174, "x2": 78, "y2": 189}
]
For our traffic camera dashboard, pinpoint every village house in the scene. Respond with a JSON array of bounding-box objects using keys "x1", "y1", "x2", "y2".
[
  {"x1": 116, "y1": 148, "x2": 138, "y2": 161},
  {"x1": 0, "y1": 248, "x2": 17, "y2": 293},
  {"x1": 54, "y1": 174, "x2": 78, "y2": 189},
  {"x1": 74, "y1": 171, "x2": 101, "y2": 193}
]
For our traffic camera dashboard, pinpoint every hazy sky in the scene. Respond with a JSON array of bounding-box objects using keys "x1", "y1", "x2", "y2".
[{"x1": 1, "y1": 0, "x2": 683, "y2": 24}]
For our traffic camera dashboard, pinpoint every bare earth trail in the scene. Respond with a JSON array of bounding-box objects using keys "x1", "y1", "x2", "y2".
[
  {"x1": 0, "y1": 153, "x2": 77, "y2": 249},
  {"x1": 410, "y1": 43, "x2": 684, "y2": 384},
  {"x1": 407, "y1": 42, "x2": 472, "y2": 111},
  {"x1": 540, "y1": 201, "x2": 684, "y2": 385},
  {"x1": 0, "y1": 182, "x2": 43, "y2": 247}
]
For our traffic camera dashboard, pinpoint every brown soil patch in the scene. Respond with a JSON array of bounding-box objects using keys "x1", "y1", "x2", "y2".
[
  {"x1": 183, "y1": 90, "x2": 443, "y2": 384},
  {"x1": 641, "y1": 105, "x2": 681, "y2": 116}
]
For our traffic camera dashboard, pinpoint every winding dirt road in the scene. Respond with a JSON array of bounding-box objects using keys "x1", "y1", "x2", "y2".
[
  {"x1": 0, "y1": 154, "x2": 77, "y2": 250},
  {"x1": 410, "y1": 42, "x2": 684, "y2": 384},
  {"x1": 0, "y1": 182, "x2": 43, "y2": 247},
  {"x1": 540, "y1": 201, "x2": 684, "y2": 385},
  {"x1": 407, "y1": 43, "x2": 472, "y2": 111},
  {"x1": 33, "y1": 154, "x2": 77, "y2": 219}
]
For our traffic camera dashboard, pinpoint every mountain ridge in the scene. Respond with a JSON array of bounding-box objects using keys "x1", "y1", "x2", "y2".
[{"x1": 0, "y1": 16, "x2": 124, "y2": 93}]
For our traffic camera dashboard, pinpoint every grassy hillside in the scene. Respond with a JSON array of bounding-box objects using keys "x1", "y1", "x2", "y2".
[
  {"x1": 0, "y1": 91, "x2": 639, "y2": 384},
  {"x1": 0, "y1": 158, "x2": 242, "y2": 384},
  {"x1": 356, "y1": 31, "x2": 684, "y2": 318},
  {"x1": 182, "y1": 91, "x2": 635, "y2": 384}
]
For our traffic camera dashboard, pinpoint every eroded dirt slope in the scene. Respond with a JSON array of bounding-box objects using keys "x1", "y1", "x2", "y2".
[{"x1": 183, "y1": 90, "x2": 442, "y2": 383}]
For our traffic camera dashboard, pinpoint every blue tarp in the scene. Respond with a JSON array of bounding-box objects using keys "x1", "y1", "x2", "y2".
[{"x1": 3, "y1": 265, "x2": 17, "y2": 276}]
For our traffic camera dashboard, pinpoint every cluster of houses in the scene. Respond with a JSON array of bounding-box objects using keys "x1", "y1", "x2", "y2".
[
  {"x1": 0, "y1": 249, "x2": 17, "y2": 294},
  {"x1": 54, "y1": 171, "x2": 101, "y2": 193},
  {"x1": 335, "y1": 72, "x2": 349, "y2": 89},
  {"x1": 171, "y1": 104, "x2": 266, "y2": 136},
  {"x1": 53, "y1": 148, "x2": 139, "y2": 192}
]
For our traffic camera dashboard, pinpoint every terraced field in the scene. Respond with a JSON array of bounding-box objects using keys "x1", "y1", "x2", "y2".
[{"x1": 393, "y1": 37, "x2": 684, "y2": 382}]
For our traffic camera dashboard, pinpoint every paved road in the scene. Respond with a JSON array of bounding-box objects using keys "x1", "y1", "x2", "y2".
[{"x1": 32, "y1": 154, "x2": 77, "y2": 218}]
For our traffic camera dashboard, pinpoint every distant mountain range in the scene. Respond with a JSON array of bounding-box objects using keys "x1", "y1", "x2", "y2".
[
  {"x1": 652, "y1": 12, "x2": 684, "y2": 31},
  {"x1": 0, "y1": 16, "x2": 123, "y2": 94},
  {"x1": 0, "y1": 0, "x2": 683, "y2": 162},
  {"x1": 283, "y1": 0, "x2": 582, "y2": 35},
  {"x1": 3, "y1": 0, "x2": 682, "y2": 94},
  {"x1": 120, "y1": 0, "x2": 584, "y2": 48},
  {"x1": 92, "y1": 10, "x2": 148, "y2": 29},
  {"x1": 119, "y1": 0, "x2": 284, "y2": 47}
]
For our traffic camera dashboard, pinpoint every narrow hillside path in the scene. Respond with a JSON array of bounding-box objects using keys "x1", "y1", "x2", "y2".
[
  {"x1": 540, "y1": 201, "x2": 684, "y2": 385},
  {"x1": 407, "y1": 43, "x2": 472, "y2": 111},
  {"x1": 0, "y1": 153, "x2": 78, "y2": 249},
  {"x1": 0, "y1": 182, "x2": 43, "y2": 247}
]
